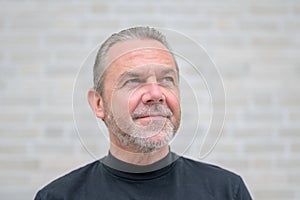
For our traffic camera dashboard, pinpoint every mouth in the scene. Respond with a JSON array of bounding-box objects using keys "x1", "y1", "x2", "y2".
[{"x1": 132, "y1": 113, "x2": 170, "y2": 121}]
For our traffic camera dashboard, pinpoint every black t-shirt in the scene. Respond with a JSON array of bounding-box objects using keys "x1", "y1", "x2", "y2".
[{"x1": 35, "y1": 152, "x2": 252, "y2": 200}]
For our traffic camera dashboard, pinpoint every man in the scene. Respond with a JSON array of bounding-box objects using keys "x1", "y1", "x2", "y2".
[{"x1": 35, "y1": 26, "x2": 252, "y2": 199}]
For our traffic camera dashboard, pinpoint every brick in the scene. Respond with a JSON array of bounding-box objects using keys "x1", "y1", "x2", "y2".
[
  {"x1": 220, "y1": 63, "x2": 251, "y2": 79},
  {"x1": 279, "y1": 128, "x2": 300, "y2": 138},
  {"x1": 250, "y1": 5, "x2": 289, "y2": 15},
  {"x1": 250, "y1": 158, "x2": 273, "y2": 169},
  {"x1": 249, "y1": 63, "x2": 295, "y2": 78},
  {"x1": 252, "y1": 36, "x2": 292, "y2": 48},
  {"x1": 291, "y1": 143, "x2": 300, "y2": 152},
  {"x1": 213, "y1": 140, "x2": 239, "y2": 154},
  {"x1": 0, "y1": 111, "x2": 29, "y2": 124},
  {"x1": 293, "y1": 5, "x2": 300, "y2": 15},
  {"x1": 206, "y1": 4, "x2": 244, "y2": 16},
  {"x1": 0, "y1": 17, "x2": 5, "y2": 31},
  {"x1": 0, "y1": 80, "x2": 5, "y2": 91},
  {"x1": 11, "y1": 78, "x2": 72, "y2": 97},
  {"x1": 10, "y1": 17, "x2": 56, "y2": 32},
  {"x1": 44, "y1": 33, "x2": 86, "y2": 48},
  {"x1": 78, "y1": 143, "x2": 103, "y2": 155},
  {"x1": 78, "y1": 18, "x2": 120, "y2": 31},
  {"x1": 39, "y1": 156, "x2": 90, "y2": 172},
  {"x1": 0, "y1": 93, "x2": 42, "y2": 107},
  {"x1": 0, "y1": 127, "x2": 40, "y2": 139},
  {"x1": 0, "y1": 144, "x2": 28, "y2": 155},
  {"x1": 113, "y1": 3, "x2": 157, "y2": 14},
  {"x1": 10, "y1": 50, "x2": 51, "y2": 64},
  {"x1": 241, "y1": 109, "x2": 282, "y2": 123},
  {"x1": 45, "y1": 63, "x2": 79, "y2": 77},
  {"x1": 246, "y1": 172, "x2": 287, "y2": 186},
  {"x1": 287, "y1": 173, "x2": 300, "y2": 184},
  {"x1": 239, "y1": 19, "x2": 279, "y2": 31},
  {"x1": 55, "y1": 3, "x2": 90, "y2": 16},
  {"x1": 89, "y1": 2, "x2": 108, "y2": 13},
  {"x1": 206, "y1": 35, "x2": 245, "y2": 48},
  {"x1": 215, "y1": 158, "x2": 250, "y2": 170},
  {"x1": 284, "y1": 20, "x2": 300, "y2": 31},
  {"x1": 0, "y1": 33, "x2": 39, "y2": 49},
  {"x1": 33, "y1": 110, "x2": 73, "y2": 124},
  {"x1": 215, "y1": 18, "x2": 236, "y2": 30},
  {"x1": 244, "y1": 143, "x2": 285, "y2": 153},
  {"x1": 52, "y1": 17, "x2": 79, "y2": 32},
  {"x1": 288, "y1": 111, "x2": 300, "y2": 121},
  {"x1": 0, "y1": 158, "x2": 39, "y2": 171},
  {"x1": 234, "y1": 127, "x2": 273, "y2": 138},
  {"x1": 222, "y1": 109, "x2": 238, "y2": 121},
  {"x1": 276, "y1": 158, "x2": 300, "y2": 170},
  {"x1": 0, "y1": 190, "x2": 34, "y2": 200},
  {"x1": 44, "y1": 126, "x2": 65, "y2": 138},
  {"x1": 34, "y1": 143, "x2": 74, "y2": 156},
  {"x1": 54, "y1": 50, "x2": 89, "y2": 66},
  {"x1": 0, "y1": 51, "x2": 4, "y2": 62},
  {"x1": 255, "y1": 49, "x2": 300, "y2": 65},
  {"x1": 255, "y1": 188, "x2": 294, "y2": 200},
  {"x1": 0, "y1": 63, "x2": 19, "y2": 78},
  {"x1": 252, "y1": 95, "x2": 273, "y2": 107},
  {"x1": 157, "y1": 4, "x2": 199, "y2": 15},
  {"x1": 0, "y1": 174, "x2": 29, "y2": 186},
  {"x1": 279, "y1": 96, "x2": 300, "y2": 107}
]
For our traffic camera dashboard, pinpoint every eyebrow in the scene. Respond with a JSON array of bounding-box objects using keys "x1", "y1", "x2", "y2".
[
  {"x1": 160, "y1": 68, "x2": 177, "y2": 76},
  {"x1": 116, "y1": 67, "x2": 178, "y2": 86},
  {"x1": 117, "y1": 71, "x2": 141, "y2": 85}
]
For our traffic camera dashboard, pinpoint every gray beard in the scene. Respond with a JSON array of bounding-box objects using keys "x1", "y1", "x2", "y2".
[{"x1": 106, "y1": 112, "x2": 175, "y2": 153}]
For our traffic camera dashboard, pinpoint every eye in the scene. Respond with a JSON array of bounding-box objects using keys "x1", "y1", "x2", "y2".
[
  {"x1": 123, "y1": 78, "x2": 141, "y2": 86},
  {"x1": 162, "y1": 76, "x2": 174, "y2": 83},
  {"x1": 159, "y1": 76, "x2": 176, "y2": 87}
]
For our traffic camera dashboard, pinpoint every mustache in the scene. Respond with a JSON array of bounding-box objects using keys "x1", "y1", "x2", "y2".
[{"x1": 131, "y1": 104, "x2": 173, "y2": 119}]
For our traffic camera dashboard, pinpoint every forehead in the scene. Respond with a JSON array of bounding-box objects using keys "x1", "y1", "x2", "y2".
[{"x1": 106, "y1": 39, "x2": 177, "y2": 72}]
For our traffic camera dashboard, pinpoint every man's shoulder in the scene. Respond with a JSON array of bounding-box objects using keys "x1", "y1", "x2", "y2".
[
  {"x1": 177, "y1": 155, "x2": 242, "y2": 181},
  {"x1": 174, "y1": 155, "x2": 251, "y2": 199},
  {"x1": 35, "y1": 160, "x2": 100, "y2": 199}
]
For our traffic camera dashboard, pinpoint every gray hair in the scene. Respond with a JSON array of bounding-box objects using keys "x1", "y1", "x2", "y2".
[{"x1": 93, "y1": 26, "x2": 177, "y2": 95}]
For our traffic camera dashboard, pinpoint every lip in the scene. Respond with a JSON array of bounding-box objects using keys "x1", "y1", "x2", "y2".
[{"x1": 133, "y1": 115, "x2": 169, "y2": 120}]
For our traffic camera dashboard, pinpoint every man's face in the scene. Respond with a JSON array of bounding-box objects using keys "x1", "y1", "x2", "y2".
[{"x1": 102, "y1": 39, "x2": 181, "y2": 152}]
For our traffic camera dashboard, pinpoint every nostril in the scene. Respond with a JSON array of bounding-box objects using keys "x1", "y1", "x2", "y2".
[
  {"x1": 145, "y1": 98, "x2": 162, "y2": 104},
  {"x1": 143, "y1": 94, "x2": 165, "y2": 104},
  {"x1": 141, "y1": 84, "x2": 165, "y2": 104}
]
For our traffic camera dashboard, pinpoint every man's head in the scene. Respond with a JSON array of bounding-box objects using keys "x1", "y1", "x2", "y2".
[{"x1": 88, "y1": 27, "x2": 181, "y2": 153}]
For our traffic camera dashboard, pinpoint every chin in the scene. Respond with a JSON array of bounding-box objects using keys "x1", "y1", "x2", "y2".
[{"x1": 133, "y1": 131, "x2": 174, "y2": 152}]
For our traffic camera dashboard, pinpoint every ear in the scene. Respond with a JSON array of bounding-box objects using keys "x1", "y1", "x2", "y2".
[{"x1": 87, "y1": 88, "x2": 105, "y2": 120}]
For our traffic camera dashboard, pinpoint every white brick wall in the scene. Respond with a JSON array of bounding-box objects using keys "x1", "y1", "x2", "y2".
[{"x1": 0, "y1": 0, "x2": 299, "y2": 199}]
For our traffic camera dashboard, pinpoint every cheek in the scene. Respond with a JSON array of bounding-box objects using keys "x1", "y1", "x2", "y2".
[
  {"x1": 111, "y1": 90, "x2": 140, "y2": 116},
  {"x1": 165, "y1": 90, "x2": 181, "y2": 116},
  {"x1": 127, "y1": 91, "x2": 143, "y2": 114}
]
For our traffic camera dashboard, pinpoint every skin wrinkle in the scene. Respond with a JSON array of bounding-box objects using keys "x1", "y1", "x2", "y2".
[
  {"x1": 103, "y1": 47, "x2": 177, "y2": 96},
  {"x1": 89, "y1": 38, "x2": 181, "y2": 163},
  {"x1": 104, "y1": 81, "x2": 178, "y2": 152}
]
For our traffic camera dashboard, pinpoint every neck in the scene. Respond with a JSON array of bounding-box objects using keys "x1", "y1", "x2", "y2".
[{"x1": 109, "y1": 143, "x2": 170, "y2": 166}]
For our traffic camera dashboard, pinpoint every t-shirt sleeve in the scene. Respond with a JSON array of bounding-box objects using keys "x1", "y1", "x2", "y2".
[
  {"x1": 234, "y1": 177, "x2": 252, "y2": 200},
  {"x1": 34, "y1": 191, "x2": 42, "y2": 200},
  {"x1": 34, "y1": 190, "x2": 59, "y2": 200}
]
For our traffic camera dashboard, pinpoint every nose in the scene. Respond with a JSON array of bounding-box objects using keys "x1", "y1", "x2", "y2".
[{"x1": 142, "y1": 83, "x2": 165, "y2": 104}]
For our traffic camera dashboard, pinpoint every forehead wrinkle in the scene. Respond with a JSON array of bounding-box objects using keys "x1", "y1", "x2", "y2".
[{"x1": 119, "y1": 49, "x2": 174, "y2": 66}]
